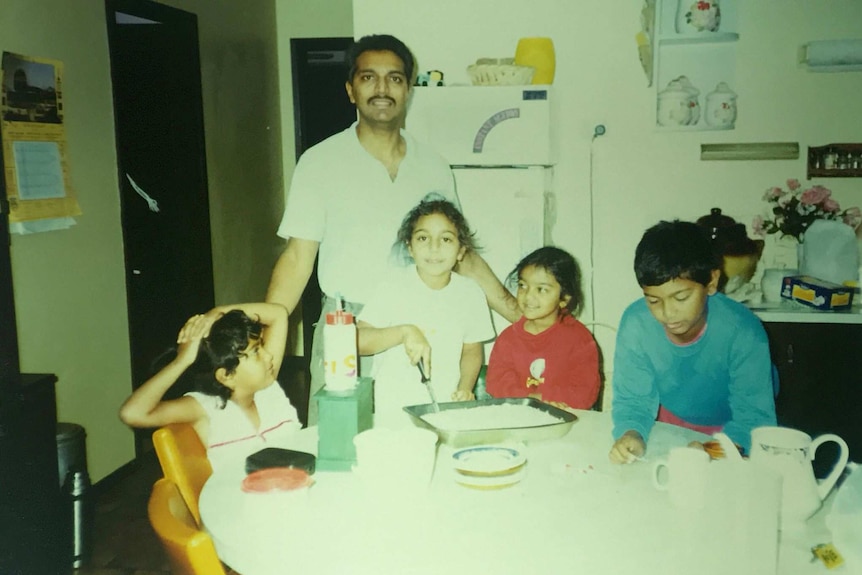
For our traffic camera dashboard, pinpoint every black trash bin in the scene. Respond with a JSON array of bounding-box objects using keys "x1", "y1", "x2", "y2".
[{"x1": 56, "y1": 423, "x2": 93, "y2": 570}]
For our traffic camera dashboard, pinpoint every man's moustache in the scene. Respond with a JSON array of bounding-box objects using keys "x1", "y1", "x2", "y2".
[{"x1": 368, "y1": 97, "x2": 395, "y2": 105}]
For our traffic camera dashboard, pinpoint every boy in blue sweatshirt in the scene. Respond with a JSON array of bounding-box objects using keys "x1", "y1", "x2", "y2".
[{"x1": 609, "y1": 220, "x2": 776, "y2": 463}]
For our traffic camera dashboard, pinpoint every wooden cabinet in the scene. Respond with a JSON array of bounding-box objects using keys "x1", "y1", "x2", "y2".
[
  {"x1": 762, "y1": 322, "x2": 862, "y2": 477},
  {"x1": 653, "y1": 0, "x2": 739, "y2": 130}
]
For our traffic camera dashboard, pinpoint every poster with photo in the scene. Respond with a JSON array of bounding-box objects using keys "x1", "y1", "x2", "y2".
[{"x1": 1, "y1": 51, "x2": 81, "y2": 225}]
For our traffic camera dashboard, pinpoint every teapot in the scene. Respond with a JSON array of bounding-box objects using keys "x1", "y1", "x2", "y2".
[{"x1": 750, "y1": 426, "x2": 849, "y2": 529}]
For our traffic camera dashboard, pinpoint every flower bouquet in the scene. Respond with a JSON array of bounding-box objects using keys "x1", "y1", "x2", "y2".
[{"x1": 752, "y1": 179, "x2": 862, "y2": 243}]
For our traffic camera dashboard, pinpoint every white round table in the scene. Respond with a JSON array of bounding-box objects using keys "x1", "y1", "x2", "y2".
[{"x1": 199, "y1": 410, "x2": 839, "y2": 575}]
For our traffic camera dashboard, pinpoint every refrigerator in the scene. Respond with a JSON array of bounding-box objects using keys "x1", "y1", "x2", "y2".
[{"x1": 406, "y1": 85, "x2": 556, "y2": 347}]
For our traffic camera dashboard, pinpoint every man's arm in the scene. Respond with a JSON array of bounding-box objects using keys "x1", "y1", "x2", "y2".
[
  {"x1": 265, "y1": 238, "x2": 320, "y2": 314},
  {"x1": 456, "y1": 250, "x2": 520, "y2": 324}
]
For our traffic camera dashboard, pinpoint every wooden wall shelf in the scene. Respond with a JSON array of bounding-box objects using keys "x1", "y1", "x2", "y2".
[{"x1": 807, "y1": 143, "x2": 862, "y2": 179}]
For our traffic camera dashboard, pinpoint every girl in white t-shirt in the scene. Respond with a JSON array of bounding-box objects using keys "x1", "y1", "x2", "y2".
[
  {"x1": 119, "y1": 303, "x2": 301, "y2": 470},
  {"x1": 358, "y1": 199, "x2": 495, "y2": 427}
]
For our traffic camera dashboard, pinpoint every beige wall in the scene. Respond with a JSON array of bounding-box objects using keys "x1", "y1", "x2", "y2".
[
  {"x1": 2, "y1": 0, "x2": 285, "y2": 481},
  {"x1": 4, "y1": 0, "x2": 133, "y2": 482}
]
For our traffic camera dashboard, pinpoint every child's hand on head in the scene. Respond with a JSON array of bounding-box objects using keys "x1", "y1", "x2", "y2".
[
  {"x1": 175, "y1": 313, "x2": 215, "y2": 366},
  {"x1": 401, "y1": 325, "x2": 431, "y2": 373},
  {"x1": 609, "y1": 430, "x2": 646, "y2": 464},
  {"x1": 177, "y1": 313, "x2": 216, "y2": 343}
]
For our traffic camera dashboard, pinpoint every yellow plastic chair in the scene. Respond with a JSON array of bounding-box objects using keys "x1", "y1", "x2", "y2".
[
  {"x1": 152, "y1": 423, "x2": 212, "y2": 526},
  {"x1": 148, "y1": 477, "x2": 226, "y2": 575}
]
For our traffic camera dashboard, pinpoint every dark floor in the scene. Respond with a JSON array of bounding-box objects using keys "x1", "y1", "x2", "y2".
[{"x1": 73, "y1": 449, "x2": 170, "y2": 575}]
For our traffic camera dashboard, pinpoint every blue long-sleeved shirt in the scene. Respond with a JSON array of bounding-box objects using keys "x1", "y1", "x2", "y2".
[{"x1": 611, "y1": 292, "x2": 777, "y2": 453}]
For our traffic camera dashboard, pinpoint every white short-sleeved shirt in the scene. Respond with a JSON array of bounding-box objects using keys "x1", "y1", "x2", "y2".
[
  {"x1": 359, "y1": 266, "x2": 495, "y2": 427},
  {"x1": 277, "y1": 122, "x2": 457, "y2": 304}
]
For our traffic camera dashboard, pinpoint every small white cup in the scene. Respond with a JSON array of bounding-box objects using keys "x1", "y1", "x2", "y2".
[{"x1": 653, "y1": 447, "x2": 711, "y2": 511}]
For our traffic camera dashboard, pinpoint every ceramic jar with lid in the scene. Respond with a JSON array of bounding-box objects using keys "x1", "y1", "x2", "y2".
[
  {"x1": 657, "y1": 76, "x2": 700, "y2": 127},
  {"x1": 705, "y1": 82, "x2": 737, "y2": 128},
  {"x1": 675, "y1": 0, "x2": 722, "y2": 34},
  {"x1": 677, "y1": 76, "x2": 701, "y2": 124}
]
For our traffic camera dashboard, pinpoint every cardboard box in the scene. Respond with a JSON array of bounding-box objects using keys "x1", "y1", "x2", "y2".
[{"x1": 780, "y1": 275, "x2": 855, "y2": 311}]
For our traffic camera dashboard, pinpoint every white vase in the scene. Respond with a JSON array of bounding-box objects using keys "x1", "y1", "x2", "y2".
[
  {"x1": 765, "y1": 235, "x2": 800, "y2": 270},
  {"x1": 761, "y1": 268, "x2": 797, "y2": 303},
  {"x1": 797, "y1": 244, "x2": 805, "y2": 275},
  {"x1": 800, "y1": 220, "x2": 860, "y2": 285}
]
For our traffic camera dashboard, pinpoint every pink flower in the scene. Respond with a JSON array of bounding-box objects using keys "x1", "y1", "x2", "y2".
[
  {"x1": 822, "y1": 198, "x2": 841, "y2": 213},
  {"x1": 757, "y1": 178, "x2": 860, "y2": 242},
  {"x1": 751, "y1": 215, "x2": 765, "y2": 235},
  {"x1": 762, "y1": 187, "x2": 784, "y2": 202},
  {"x1": 800, "y1": 185, "x2": 831, "y2": 205}
]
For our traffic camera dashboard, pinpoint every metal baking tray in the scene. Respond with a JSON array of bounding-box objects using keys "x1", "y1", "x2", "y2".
[{"x1": 403, "y1": 397, "x2": 577, "y2": 448}]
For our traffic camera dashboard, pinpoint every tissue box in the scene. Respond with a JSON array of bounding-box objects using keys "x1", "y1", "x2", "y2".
[{"x1": 780, "y1": 275, "x2": 855, "y2": 311}]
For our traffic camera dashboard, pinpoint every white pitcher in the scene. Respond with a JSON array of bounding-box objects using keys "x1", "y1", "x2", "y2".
[{"x1": 750, "y1": 426, "x2": 848, "y2": 529}]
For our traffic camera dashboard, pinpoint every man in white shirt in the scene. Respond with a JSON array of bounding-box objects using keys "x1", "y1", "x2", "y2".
[{"x1": 267, "y1": 34, "x2": 518, "y2": 424}]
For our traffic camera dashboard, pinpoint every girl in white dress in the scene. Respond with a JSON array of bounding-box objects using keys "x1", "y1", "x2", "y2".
[{"x1": 358, "y1": 199, "x2": 495, "y2": 428}]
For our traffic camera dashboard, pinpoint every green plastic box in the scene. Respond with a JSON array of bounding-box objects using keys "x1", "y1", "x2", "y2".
[{"x1": 315, "y1": 377, "x2": 373, "y2": 471}]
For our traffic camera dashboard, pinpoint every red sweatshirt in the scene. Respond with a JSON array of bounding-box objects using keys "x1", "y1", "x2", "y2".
[{"x1": 486, "y1": 314, "x2": 600, "y2": 410}]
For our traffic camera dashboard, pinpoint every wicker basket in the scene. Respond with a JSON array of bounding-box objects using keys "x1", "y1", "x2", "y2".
[{"x1": 467, "y1": 63, "x2": 535, "y2": 86}]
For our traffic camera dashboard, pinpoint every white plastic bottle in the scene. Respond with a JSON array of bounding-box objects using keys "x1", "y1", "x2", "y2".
[{"x1": 323, "y1": 295, "x2": 358, "y2": 391}]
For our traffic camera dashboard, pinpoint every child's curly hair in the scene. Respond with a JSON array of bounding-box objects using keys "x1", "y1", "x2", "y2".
[{"x1": 150, "y1": 310, "x2": 263, "y2": 408}]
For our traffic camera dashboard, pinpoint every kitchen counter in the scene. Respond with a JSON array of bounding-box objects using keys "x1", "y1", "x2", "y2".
[
  {"x1": 746, "y1": 300, "x2": 862, "y2": 324},
  {"x1": 748, "y1": 302, "x2": 862, "y2": 472}
]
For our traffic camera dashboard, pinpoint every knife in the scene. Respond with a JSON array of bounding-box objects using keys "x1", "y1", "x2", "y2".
[{"x1": 418, "y1": 358, "x2": 440, "y2": 412}]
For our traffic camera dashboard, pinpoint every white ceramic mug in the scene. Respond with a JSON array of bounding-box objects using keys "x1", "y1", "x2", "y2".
[{"x1": 653, "y1": 447, "x2": 711, "y2": 511}]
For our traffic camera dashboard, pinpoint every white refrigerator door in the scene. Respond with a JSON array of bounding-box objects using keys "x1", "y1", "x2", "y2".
[
  {"x1": 454, "y1": 166, "x2": 551, "y2": 348},
  {"x1": 408, "y1": 86, "x2": 554, "y2": 167}
]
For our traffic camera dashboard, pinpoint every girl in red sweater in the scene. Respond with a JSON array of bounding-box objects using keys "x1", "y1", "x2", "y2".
[{"x1": 486, "y1": 247, "x2": 600, "y2": 411}]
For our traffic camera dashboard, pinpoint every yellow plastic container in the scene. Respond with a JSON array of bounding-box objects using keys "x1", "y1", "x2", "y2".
[{"x1": 514, "y1": 37, "x2": 555, "y2": 84}]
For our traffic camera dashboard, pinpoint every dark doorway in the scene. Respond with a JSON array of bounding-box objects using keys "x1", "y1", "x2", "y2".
[
  {"x1": 105, "y1": 0, "x2": 214, "y2": 455},
  {"x1": 285, "y1": 38, "x2": 355, "y2": 424}
]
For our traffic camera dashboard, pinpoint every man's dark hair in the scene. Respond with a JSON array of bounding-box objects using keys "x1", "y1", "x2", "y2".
[
  {"x1": 346, "y1": 34, "x2": 415, "y2": 83},
  {"x1": 634, "y1": 220, "x2": 721, "y2": 287}
]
